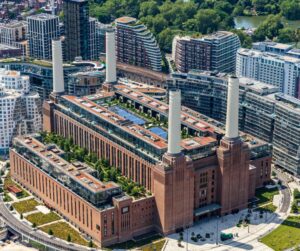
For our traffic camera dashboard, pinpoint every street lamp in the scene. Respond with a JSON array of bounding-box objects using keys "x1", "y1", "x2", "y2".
[
  {"x1": 216, "y1": 216, "x2": 219, "y2": 245},
  {"x1": 186, "y1": 226, "x2": 189, "y2": 251}
]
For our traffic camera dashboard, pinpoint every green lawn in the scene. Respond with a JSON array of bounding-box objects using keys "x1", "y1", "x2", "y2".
[
  {"x1": 255, "y1": 187, "x2": 279, "y2": 206},
  {"x1": 142, "y1": 239, "x2": 166, "y2": 251},
  {"x1": 255, "y1": 203, "x2": 277, "y2": 213},
  {"x1": 39, "y1": 222, "x2": 89, "y2": 247},
  {"x1": 261, "y1": 216, "x2": 300, "y2": 251},
  {"x1": 107, "y1": 235, "x2": 164, "y2": 250},
  {"x1": 13, "y1": 198, "x2": 40, "y2": 214},
  {"x1": 26, "y1": 212, "x2": 61, "y2": 226}
]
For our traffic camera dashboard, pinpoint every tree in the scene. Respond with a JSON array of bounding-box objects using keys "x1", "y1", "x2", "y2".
[
  {"x1": 48, "y1": 229, "x2": 53, "y2": 236},
  {"x1": 195, "y1": 9, "x2": 221, "y2": 34},
  {"x1": 139, "y1": 1, "x2": 159, "y2": 18},
  {"x1": 294, "y1": 189, "x2": 300, "y2": 199},
  {"x1": 9, "y1": 205, "x2": 13, "y2": 211},
  {"x1": 32, "y1": 222, "x2": 37, "y2": 228},
  {"x1": 20, "y1": 214, "x2": 23, "y2": 220},
  {"x1": 292, "y1": 202, "x2": 299, "y2": 213},
  {"x1": 89, "y1": 240, "x2": 93, "y2": 248},
  {"x1": 253, "y1": 15, "x2": 284, "y2": 41},
  {"x1": 67, "y1": 233, "x2": 72, "y2": 242},
  {"x1": 277, "y1": 28, "x2": 295, "y2": 43},
  {"x1": 281, "y1": 0, "x2": 300, "y2": 21}
]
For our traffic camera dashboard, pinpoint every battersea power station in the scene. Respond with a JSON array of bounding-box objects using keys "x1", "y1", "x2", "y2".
[{"x1": 10, "y1": 34, "x2": 271, "y2": 247}]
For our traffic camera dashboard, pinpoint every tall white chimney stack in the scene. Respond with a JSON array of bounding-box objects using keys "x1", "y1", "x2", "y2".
[
  {"x1": 52, "y1": 38, "x2": 64, "y2": 94},
  {"x1": 225, "y1": 76, "x2": 239, "y2": 139},
  {"x1": 167, "y1": 90, "x2": 181, "y2": 155},
  {"x1": 105, "y1": 29, "x2": 117, "y2": 83}
]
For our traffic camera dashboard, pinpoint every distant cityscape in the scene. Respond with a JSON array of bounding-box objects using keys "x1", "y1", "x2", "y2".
[{"x1": 0, "y1": 0, "x2": 299, "y2": 251}]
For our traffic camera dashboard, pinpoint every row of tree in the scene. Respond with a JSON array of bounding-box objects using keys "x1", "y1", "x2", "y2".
[{"x1": 40, "y1": 132, "x2": 147, "y2": 198}]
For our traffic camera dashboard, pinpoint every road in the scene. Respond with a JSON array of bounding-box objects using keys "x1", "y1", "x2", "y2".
[
  {"x1": 0, "y1": 201, "x2": 92, "y2": 251},
  {"x1": 275, "y1": 169, "x2": 291, "y2": 213}
]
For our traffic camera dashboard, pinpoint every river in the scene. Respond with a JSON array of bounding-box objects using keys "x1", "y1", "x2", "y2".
[{"x1": 234, "y1": 16, "x2": 300, "y2": 29}]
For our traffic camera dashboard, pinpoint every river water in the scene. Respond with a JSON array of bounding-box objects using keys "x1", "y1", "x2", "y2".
[{"x1": 234, "y1": 16, "x2": 300, "y2": 29}]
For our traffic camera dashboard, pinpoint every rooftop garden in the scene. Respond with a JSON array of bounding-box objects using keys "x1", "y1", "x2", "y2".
[
  {"x1": 40, "y1": 132, "x2": 149, "y2": 199},
  {"x1": 106, "y1": 98, "x2": 192, "y2": 139}
]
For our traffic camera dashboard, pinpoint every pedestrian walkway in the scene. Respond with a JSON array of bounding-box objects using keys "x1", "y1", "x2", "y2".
[{"x1": 165, "y1": 183, "x2": 291, "y2": 251}]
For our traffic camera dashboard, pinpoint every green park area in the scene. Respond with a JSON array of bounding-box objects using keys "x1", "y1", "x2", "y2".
[
  {"x1": 107, "y1": 234, "x2": 165, "y2": 251},
  {"x1": 255, "y1": 187, "x2": 279, "y2": 206},
  {"x1": 261, "y1": 216, "x2": 300, "y2": 251},
  {"x1": 39, "y1": 222, "x2": 89, "y2": 247},
  {"x1": 26, "y1": 212, "x2": 61, "y2": 226},
  {"x1": 12, "y1": 198, "x2": 40, "y2": 214}
]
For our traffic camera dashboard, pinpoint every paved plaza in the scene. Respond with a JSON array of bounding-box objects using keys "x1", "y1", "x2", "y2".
[{"x1": 165, "y1": 183, "x2": 290, "y2": 251}]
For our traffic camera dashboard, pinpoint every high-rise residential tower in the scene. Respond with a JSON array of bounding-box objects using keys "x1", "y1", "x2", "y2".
[
  {"x1": 27, "y1": 14, "x2": 60, "y2": 60},
  {"x1": 172, "y1": 31, "x2": 241, "y2": 73},
  {"x1": 115, "y1": 17, "x2": 162, "y2": 72},
  {"x1": 63, "y1": 0, "x2": 90, "y2": 61},
  {"x1": 0, "y1": 69, "x2": 42, "y2": 155},
  {"x1": 236, "y1": 47, "x2": 300, "y2": 98}
]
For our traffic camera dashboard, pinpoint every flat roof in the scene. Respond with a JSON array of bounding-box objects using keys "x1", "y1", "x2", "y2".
[
  {"x1": 15, "y1": 136, "x2": 119, "y2": 193},
  {"x1": 63, "y1": 95, "x2": 168, "y2": 149},
  {"x1": 115, "y1": 87, "x2": 216, "y2": 134}
]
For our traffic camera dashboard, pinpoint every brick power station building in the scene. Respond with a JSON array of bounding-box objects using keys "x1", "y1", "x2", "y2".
[{"x1": 10, "y1": 35, "x2": 271, "y2": 247}]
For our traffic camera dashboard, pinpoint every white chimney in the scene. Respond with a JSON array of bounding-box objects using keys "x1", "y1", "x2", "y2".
[
  {"x1": 225, "y1": 76, "x2": 239, "y2": 139},
  {"x1": 105, "y1": 29, "x2": 117, "y2": 83},
  {"x1": 52, "y1": 38, "x2": 64, "y2": 94},
  {"x1": 168, "y1": 90, "x2": 181, "y2": 155}
]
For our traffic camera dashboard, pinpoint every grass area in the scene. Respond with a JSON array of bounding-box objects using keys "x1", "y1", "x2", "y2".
[
  {"x1": 255, "y1": 187, "x2": 279, "y2": 207},
  {"x1": 39, "y1": 222, "x2": 89, "y2": 247},
  {"x1": 107, "y1": 235, "x2": 164, "y2": 250},
  {"x1": 4, "y1": 173, "x2": 29, "y2": 199},
  {"x1": 13, "y1": 198, "x2": 40, "y2": 214},
  {"x1": 255, "y1": 203, "x2": 277, "y2": 213},
  {"x1": 26, "y1": 211, "x2": 61, "y2": 226},
  {"x1": 141, "y1": 239, "x2": 165, "y2": 251},
  {"x1": 261, "y1": 216, "x2": 300, "y2": 251}
]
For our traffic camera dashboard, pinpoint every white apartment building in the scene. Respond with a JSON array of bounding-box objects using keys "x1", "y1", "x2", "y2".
[
  {"x1": 236, "y1": 48, "x2": 300, "y2": 98},
  {"x1": 0, "y1": 69, "x2": 42, "y2": 155}
]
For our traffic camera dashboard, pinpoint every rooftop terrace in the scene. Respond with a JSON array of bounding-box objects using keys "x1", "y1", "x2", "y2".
[{"x1": 14, "y1": 135, "x2": 119, "y2": 194}]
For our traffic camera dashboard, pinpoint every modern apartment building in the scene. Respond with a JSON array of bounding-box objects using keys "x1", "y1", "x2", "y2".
[
  {"x1": 0, "y1": 21, "x2": 27, "y2": 56},
  {"x1": 95, "y1": 22, "x2": 111, "y2": 54},
  {"x1": 0, "y1": 21, "x2": 27, "y2": 45},
  {"x1": 0, "y1": 69, "x2": 42, "y2": 155},
  {"x1": 115, "y1": 17, "x2": 162, "y2": 72},
  {"x1": 27, "y1": 13, "x2": 60, "y2": 60},
  {"x1": 172, "y1": 31, "x2": 240, "y2": 73},
  {"x1": 63, "y1": 0, "x2": 90, "y2": 61},
  {"x1": 168, "y1": 70, "x2": 300, "y2": 174},
  {"x1": 236, "y1": 47, "x2": 300, "y2": 98}
]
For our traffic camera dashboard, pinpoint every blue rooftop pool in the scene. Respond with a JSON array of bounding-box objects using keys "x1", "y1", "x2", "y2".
[
  {"x1": 149, "y1": 127, "x2": 168, "y2": 139},
  {"x1": 109, "y1": 106, "x2": 146, "y2": 125}
]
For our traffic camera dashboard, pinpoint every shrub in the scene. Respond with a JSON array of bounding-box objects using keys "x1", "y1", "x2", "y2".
[{"x1": 48, "y1": 229, "x2": 53, "y2": 236}]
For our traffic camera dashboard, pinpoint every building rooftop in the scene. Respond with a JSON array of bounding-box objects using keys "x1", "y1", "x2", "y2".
[
  {"x1": 14, "y1": 135, "x2": 119, "y2": 194},
  {"x1": 27, "y1": 13, "x2": 58, "y2": 20},
  {"x1": 115, "y1": 16, "x2": 137, "y2": 24},
  {"x1": 63, "y1": 95, "x2": 168, "y2": 149}
]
